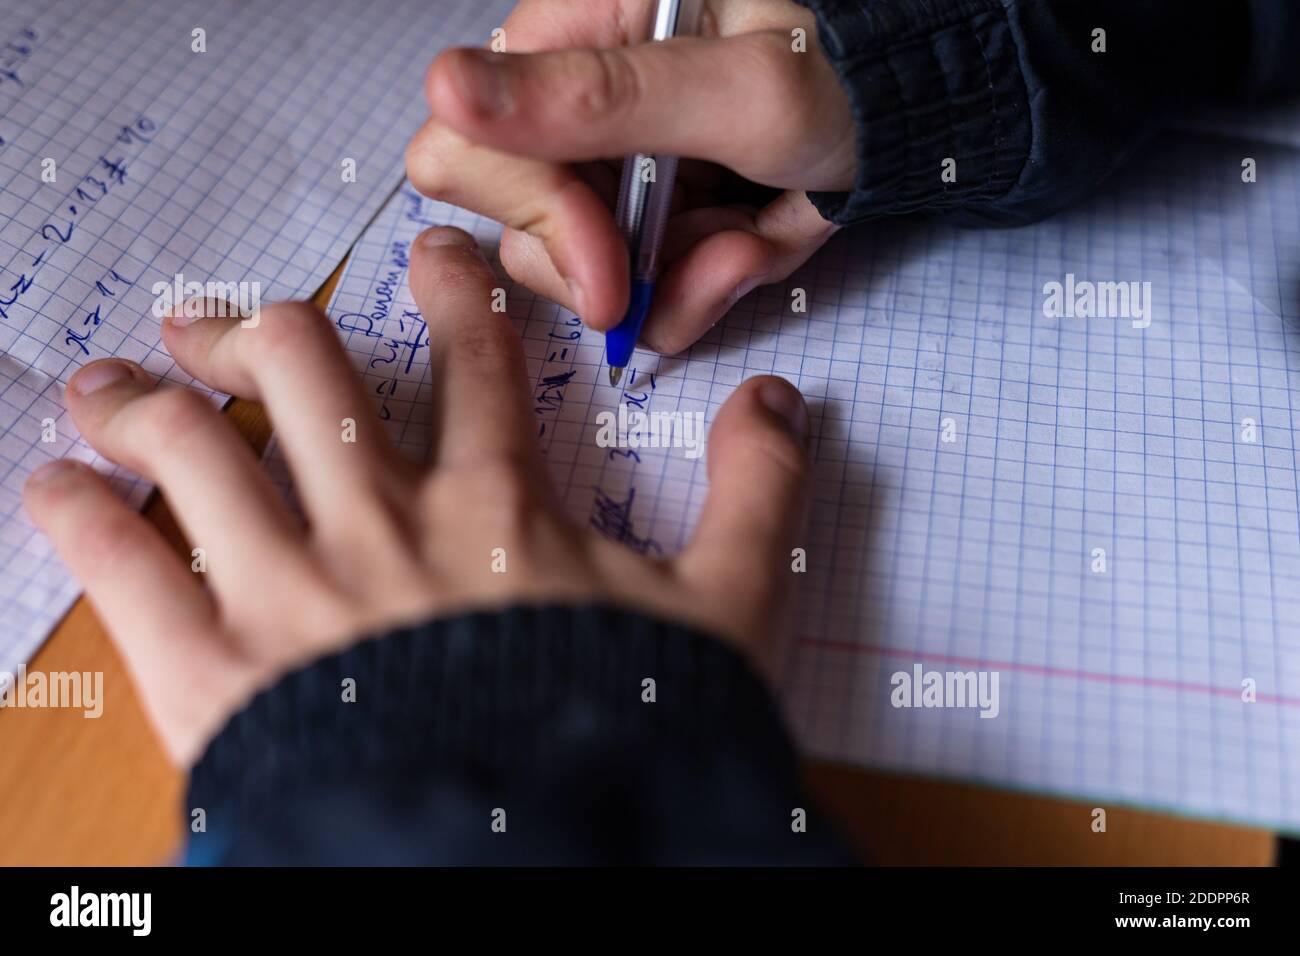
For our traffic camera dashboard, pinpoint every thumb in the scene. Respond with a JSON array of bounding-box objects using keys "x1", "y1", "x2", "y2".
[
  {"x1": 426, "y1": 33, "x2": 819, "y2": 183},
  {"x1": 677, "y1": 376, "x2": 812, "y2": 643}
]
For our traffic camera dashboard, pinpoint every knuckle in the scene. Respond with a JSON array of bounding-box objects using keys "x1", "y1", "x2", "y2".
[
  {"x1": 474, "y1": 460, "x2": 536, "y2": 514},
  {"x1": 307, "y1": 532, "x2": 400, "y2": 606},
  {"x1": 570, "y1": 48, "x2": 640, "y2": 122},
  {"x1": 133, "y1": 387, "x2": 216, "y2": 449},
  {"x1": 403, "y1": 128, "x2": 439, "y2": 195},
  {"x1": 229, "y1": 569, "x2": 361, "y2": 653},
  {"x1": 746, "y1": 31, "x2": 802, "y2": 98},
  {"x1": 245, "y1": 302, "x2": 324, "y2": 362},
  {"x1": 403, "y1": 136, "x2": 440, "y2": 194},
  {"x1": 742, "y1": 33, "x2": 814, "y2": 148},
  {"x1": 428, "y1": 458, "x2": 540, "y2": 538},
  {"x1": 454, "y1": 314, "x2": 520, "y2": 367},
  {"x1": 403, "y1": 125, "x2": 464, "y2": 200}
]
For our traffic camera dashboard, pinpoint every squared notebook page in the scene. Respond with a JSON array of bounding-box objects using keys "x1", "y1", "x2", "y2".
[
  {"x1": 0, "y1": 0, "x2": 513, "y2": 669},
  {"x1": 298, "y1": 129, "x2": 1300, "y2": 831}
]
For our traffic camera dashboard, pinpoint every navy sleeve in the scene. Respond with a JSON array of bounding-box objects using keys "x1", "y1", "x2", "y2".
[
  {"x1": 184, "y1": 605, "x2": 858, "y2": 865},
  {"x1": 797, "y1": 0, "x2": 1300, "y2": 225}
]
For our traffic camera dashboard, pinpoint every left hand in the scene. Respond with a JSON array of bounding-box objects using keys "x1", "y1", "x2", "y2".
[{"x1": 24, "y1": 227, "x2": 813, "y2": 768}]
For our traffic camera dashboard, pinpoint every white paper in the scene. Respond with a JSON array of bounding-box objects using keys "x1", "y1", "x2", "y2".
[
  {"x1": 0, "y1": 0, "x2": 513, "y2": 665},
  {"x1": 304, "y1": 128, "x2": 1300, "y2": 831}
]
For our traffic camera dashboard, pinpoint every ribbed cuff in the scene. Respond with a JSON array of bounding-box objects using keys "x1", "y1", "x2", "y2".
[
  {"x1": 796, "y1": 0, "x2": 1032, "y2": 223},
  {"x1": 186, "y1": 604, "x2": 797, "y2": 824}
]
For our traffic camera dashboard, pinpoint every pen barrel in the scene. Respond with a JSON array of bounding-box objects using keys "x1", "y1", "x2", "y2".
[
  {"x1": 649, "y1": 0, "x2": 703, "y2": 41},
  {"x1": 613, "y1": 0, "x2": 702, "y2": 282},
  {"x1": 614, "y1": 153, "x2": 678, "y2": 281}
]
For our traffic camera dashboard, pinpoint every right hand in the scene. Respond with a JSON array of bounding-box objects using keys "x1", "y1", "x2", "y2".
[{"x1": 405, "y1": 0, "x2": 854, "y2": 355}]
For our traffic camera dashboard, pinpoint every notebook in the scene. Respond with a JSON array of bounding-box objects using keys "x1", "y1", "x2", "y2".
[
  {"x1": 293, "y1": 128, "x2": 1300, "y2": 831},
  {"x1": 0, "y1": 0, "x2": 514, "y2": 665}
]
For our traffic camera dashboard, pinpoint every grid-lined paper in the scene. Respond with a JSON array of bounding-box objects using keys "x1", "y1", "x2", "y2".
[
  {"x1": 302, "y1": 128, "x2": 1300, "y2": 830},
  {"x1": 0, "y1": 0, "x2": 512, "y2": 668}
]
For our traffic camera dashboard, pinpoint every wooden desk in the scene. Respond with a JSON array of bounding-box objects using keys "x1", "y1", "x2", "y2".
[{"x1": 0, "y1": 270, "x2": 1277, "y2": 867}]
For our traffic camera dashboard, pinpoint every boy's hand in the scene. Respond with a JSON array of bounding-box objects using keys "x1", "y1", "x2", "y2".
[
  {"x1": 405, "y1": 0, "x2": 852, "y2": 355},
  {"x1": 23, "y1": 228, "x2": 812, "y2": 769}
]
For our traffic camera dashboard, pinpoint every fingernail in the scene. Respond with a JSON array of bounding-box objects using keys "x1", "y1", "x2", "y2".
[
  {"x1": 565, "y1": 277, "x2": 585, "y2": 317},
  {"x1": 453, "y1": 50, "x2": 512, "y2": 119},
  {"x1": 70, "y1": 360, "x2": 136, "y2": 395},
  {"x1": 759, "y1": 379, "x2": 809, "y2": 444},
  {"x1": 728, "y1": 274, "x2": 765, "y2": 307},
  {"x1": 420, "y1": 226, "x2": 472, "y2": 249},
  {"x1": 166, "y1": 296, "x2": 212, "y2": 328},
  {"x1": 27, "y1": 459, "x2": 80, "y2": 486}
]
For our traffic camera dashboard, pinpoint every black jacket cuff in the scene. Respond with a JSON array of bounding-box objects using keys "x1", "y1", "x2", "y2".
[
  {"x1": 796, "y1": 0, "x2": 1031, "y2": 224},
  {"x1": 185, "y1": 604, "x2": 820, "y2": 863}
]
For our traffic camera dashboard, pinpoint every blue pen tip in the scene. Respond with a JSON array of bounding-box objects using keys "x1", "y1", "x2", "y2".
[{"x1": 605, "y1": 279, "x2": 656, "y2": 372}]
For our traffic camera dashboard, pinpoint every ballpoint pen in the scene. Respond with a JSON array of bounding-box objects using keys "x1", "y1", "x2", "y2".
[{"x1": 604, "y1": 0, "x2": 704, "y2": 388}]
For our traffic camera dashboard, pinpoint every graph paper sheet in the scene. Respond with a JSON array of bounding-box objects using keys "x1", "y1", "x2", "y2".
[
  {"x1": 304, "y1": 132, "x2": 1300, "y2": 830},
  {"x1": 0, "y1": 0, "x2": 512, "y2": 668}
]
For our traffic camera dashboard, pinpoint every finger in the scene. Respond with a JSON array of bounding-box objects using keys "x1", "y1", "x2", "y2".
[
  {"x1": 644, "y1": 225, "x2": 774, "y2": 355},
  {"x1": 22, "y1": 459, "x2": 245, "y2": 762},
  {"x1": 61, "y1": 359, "x2": 307, "y2": 609},
  {"x1": 495, "y1": 0, "x2": 802, "y2": 51},
  {"x1": 23, "y1": 459, "x2": 217, "y2": 654},
  {"x1": 405, "y1": 120, "x2": 628, "y2": 328},
  {"x1": 498, "y1": 0, "x2": 812, "y2": 45},
  {"x1": 491, "y1": 163, "x2": 689, "y2": 318},
  {"x1": 491, "y1": 0, "x2": 650, "y2": 52},
  {"x1": 426, "y1": 32, "x2": 847, "y2": 187},
  {"x1": 643, "y1": 191, "x2": 838, "y2": 354},
  {"x1": 161, "y1": 300, "x2": 405, "y2": 534},
  {"x1": 677, "y1": 376, "x2": 811, "y2": 628},
  {"x1": 497, "y1": 227, "x2": 572, "y2": 308},
  {"x1": 407, "y1": 227, "x2": 541, "y2": 472}
]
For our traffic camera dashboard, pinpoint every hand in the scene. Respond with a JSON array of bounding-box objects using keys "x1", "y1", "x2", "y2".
[
  {"x1": 405, "y1": 0, "x2": 852, "y2": 355},
  {"x1": 24, "y1": 228, "x2": 813, "y2": 769}
]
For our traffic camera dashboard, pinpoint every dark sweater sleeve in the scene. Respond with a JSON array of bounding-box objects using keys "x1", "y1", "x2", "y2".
[
  {"x1": 183, "y1": 604, "x2": 857, "y2": 865},
  {"x1": 796, "y1": 0, "x2": 1300, "y2": 226}
]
